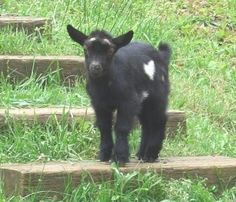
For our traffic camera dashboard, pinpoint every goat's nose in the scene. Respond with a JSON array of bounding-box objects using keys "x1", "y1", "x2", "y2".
[{"x1": 90, "y1": 64, "x2": 102, "y2": 73}]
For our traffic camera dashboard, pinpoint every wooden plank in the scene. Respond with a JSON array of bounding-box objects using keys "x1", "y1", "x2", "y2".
[
  {"x1": 0, "y1": 55, "x2": 85, "y2": 85},
  {"x1": 1, "y1": 156, "x2": 236, "y2": 198},
  {"x1": 0, "y1": 16, "x2": 51, "y2": 35},
  {"x1": 0, "y1": 107, "x2": 186, "y2": 136}
]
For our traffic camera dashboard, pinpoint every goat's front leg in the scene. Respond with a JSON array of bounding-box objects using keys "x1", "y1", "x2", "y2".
[
  {"x1": 95, "y1": 108, "x2": 113, "y2": 162},
  {"x1": 113, "y1": 103, "x2": 138, "y2": 164}
]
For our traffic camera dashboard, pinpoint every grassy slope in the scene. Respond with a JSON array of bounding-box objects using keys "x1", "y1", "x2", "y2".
[{"x1": 0, "y1": 0, "x2": 235, "y2": 201}]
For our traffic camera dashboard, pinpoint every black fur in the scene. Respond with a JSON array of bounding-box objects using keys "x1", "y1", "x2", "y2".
[{"x1": 67, "y1": 25, "x2": 171, "y2": 164}]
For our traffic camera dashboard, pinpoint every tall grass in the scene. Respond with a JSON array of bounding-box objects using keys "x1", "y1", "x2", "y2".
[{"x1": 0, "y1": 0, "x2": 235, "y2": 201}]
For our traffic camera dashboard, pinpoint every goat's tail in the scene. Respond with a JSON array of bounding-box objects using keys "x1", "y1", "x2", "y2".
[{"x1": 158, "y1": 42, "x2": 172, "y2": 66}]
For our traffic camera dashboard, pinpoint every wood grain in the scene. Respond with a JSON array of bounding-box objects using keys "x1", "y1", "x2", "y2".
[
  {"x1": 0, "y1": 16, "x2": 51, "y2": 35},
  {"x1": 0, "y1": 107, "x2": 186, "y2": 136},
  {"x1": 1, "y1": 156, "x2": 235, "y2": 198},
  {"x1": 0, "y1": 55, "x2": 85, "y2": 85}
]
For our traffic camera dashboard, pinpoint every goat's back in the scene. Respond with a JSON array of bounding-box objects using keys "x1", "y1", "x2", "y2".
[{"x1": 112, "y1": 41, "x2": 170, "y2": 85}]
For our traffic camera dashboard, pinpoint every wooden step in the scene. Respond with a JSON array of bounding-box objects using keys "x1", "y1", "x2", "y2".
[
  {"x1": 0, "y1": 55, "x2": 85, "y2": 84},
  {"x1": 1, "y1": 156, "x2": 235, "y2": 198},
  {"x1": 0, "y1": 107, "x2": 186, "y2": 136},
  {"x1": 0, "y1": 16, "x2": 51, "y2": 35}
]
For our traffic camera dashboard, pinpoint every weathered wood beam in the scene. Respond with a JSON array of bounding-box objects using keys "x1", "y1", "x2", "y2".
[
  {"x1": 0, "y1": 56, "x2": 85, "y2": 84},
  {"x1": 0, "y1": 16, "x2": 51, "y2": 35},
  {"x1": 1, "y1": 156, "x2": 235, "y2": 198},
  {"x1": 0, "y1": 107, "x2": 186, "y2": 136}
]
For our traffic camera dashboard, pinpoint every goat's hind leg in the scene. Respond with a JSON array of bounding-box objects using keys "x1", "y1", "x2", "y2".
[
  {"x1": 137, "y1": 112, "x2": 149, "y2": 160},
  {"x1": 138, "y1": 100, "x2": 167, "y2": 162},
  {"x1": 145, "y1": 111, "x2": 166, "y2": 162}
]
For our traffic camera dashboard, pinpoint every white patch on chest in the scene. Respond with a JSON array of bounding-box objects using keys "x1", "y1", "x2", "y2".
[
  {"x1": 143, "y1": 60, "x2": 155, "y2": 80},
  {"x1": 140, "y1": 91, "x2": 149, "y2": 102}
]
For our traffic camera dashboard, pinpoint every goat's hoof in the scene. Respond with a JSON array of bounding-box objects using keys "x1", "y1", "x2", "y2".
[
  {"x1": 99, "y1": 152, "x2": 112, "y2": 162},
  {"x1": 113, "y1": 160, "x2": 128, "y2": 167},
  {"x1": 138, "y1": 153, "x2": 159, "y2": 163},
  {"x1": 144, "y1": 157, "x2": 156, "y2": 163},
  {"x1": 142, "y1": 155, "x2": 159, "y2": 163},
  {"x1": 136, "y1": 151, "x2": 146, "y2": 161},
  {"x1": 100, "y1": 159, "x2": 110, "y2": 162},
  {"x1": 112, "y1": 155, "x2": 129, "y2": 166},
  {"x1": 136, "y1": 153, "x2": 143, "y2": 161},
  {"x1": 99, "y1": 156, "x2": 111, "y2": 162}
]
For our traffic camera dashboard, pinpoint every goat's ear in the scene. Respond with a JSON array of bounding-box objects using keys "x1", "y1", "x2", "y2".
[
  {"x1": 113, "y1": 30, "x2": 133, "y2": 49},
  {"x1": 67, "y1": 24, "x2": 88, "y2": 46}
]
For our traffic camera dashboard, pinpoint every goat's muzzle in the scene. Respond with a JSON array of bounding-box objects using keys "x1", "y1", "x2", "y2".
[{"x1": 89, "y1": 63, "x2": 103, "y2": 78}]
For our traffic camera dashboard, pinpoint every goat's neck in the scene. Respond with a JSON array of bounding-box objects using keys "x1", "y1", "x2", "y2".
[{"x1": 88, "y1": 74, "x2": 112, "y2": 88}]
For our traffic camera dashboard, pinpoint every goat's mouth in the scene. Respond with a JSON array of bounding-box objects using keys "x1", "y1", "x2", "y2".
[{"x1": 89, "y1": 70, "x2": 104, "y2": 78}]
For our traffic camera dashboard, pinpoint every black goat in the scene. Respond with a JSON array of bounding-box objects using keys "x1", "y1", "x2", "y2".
[{"x1": 67, "y1": 25, "x2": 171, "y2": 164}]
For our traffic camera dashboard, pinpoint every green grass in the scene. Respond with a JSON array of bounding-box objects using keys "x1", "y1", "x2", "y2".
[
  {"x1": 0, "y1": 0, "x2": 236, "y2": 201},
  {"x1": 0, "y1": 75, "x2": 90, "y2": 107},
  {"x1": 0, "y1": 170, "x2": 235, "y2": 201}
]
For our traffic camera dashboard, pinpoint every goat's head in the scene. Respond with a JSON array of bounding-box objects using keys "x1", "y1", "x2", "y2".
[{"x1": 67, "y1": 25, "x2": 133, "y2": 79}]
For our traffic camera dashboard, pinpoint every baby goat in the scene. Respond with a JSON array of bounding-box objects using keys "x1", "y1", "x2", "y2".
[{"x1": 67, "y1": 25, "x2": 171, "y2": 164}]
